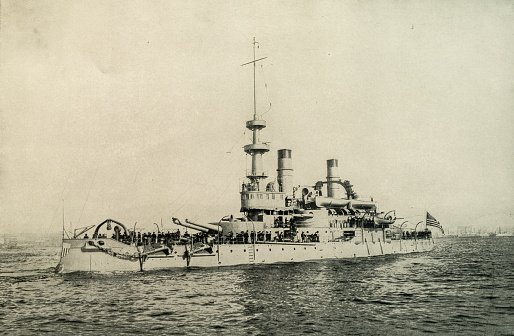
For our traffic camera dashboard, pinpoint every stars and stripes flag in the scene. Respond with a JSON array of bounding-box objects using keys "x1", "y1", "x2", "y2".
[{"x1": 426, "y1": 212, "x2": 444, "y2": 234}]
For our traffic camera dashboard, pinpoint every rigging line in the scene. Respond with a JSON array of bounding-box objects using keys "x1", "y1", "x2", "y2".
[
  {"x1": 149, "y1": 130, "x2": 247, "y2": 222},
  {"x1": 169, "y1": 151, "x2": 242, "y2": 218},
  {"x1": 189, "y1": 158, "x2": 243, "y2": 222},
  {"x1": 258, "y1": 63, "x2": 273, "y2": 117},
  {"x1": 76, "y1": 158, "x2": 101, "y2": 227},
  {"x1": 139, "y1": 129, "x2": 248, "y2": 225},
  {"x1": 225, "y1": 129, "x2": 247, "y2": 154},
  {"x1": 76, "y1": 164, "x2": 99, "y2": 227},
  {"x1": 146, "y1": 169, "x2": 220, "y2": 225},
  {"x1": 164, "y1": 168, "x2": 234, "y2": 224},
  {"x1": 76, "y1": 114, "x2": 116, "y2": 227},
  {"x1": 49, "y1": 167, "x2": 74, "y2": 230},
  {"x1": 168, "y1": 130, "x2": 248, "y2": 221},
  {"x1": 200, "y1": 169, "x2": 240, "y2": 220},
  {"x1": 139, "y1": 157, "x2": 227, "y2": 225}
]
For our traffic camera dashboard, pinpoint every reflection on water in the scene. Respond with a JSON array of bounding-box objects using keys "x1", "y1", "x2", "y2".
[{"x1": 1, "y1": 237, "x2": 513, "y2": 335}]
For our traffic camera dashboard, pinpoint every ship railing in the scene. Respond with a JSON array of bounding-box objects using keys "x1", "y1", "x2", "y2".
[
  {"x1": 245, "y1": 170, "x2": 269, "y2": 178},
  {"x1": 215, "y1": 235, "x2": 303, "y2": 245}
]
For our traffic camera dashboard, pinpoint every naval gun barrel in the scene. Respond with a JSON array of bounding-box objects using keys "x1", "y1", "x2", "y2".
[
  {"x1": 349, "y1": 200, "x2": 376, "y2": 210},
  {"x1": 185, "y1": 219, "x2": 222, "y2": 233},
  {"x1": 172, "y1": 218, "x2": 209, "y2": 233},
  {"x1": 315, "y1": 196, "x2": 351, "y2": 208},
  {"x1": 314, "y1": 196, "x2": 376, "y2": 210}
]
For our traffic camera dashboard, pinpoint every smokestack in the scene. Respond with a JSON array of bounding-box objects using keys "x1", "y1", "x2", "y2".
[
  {"x1": 326, "y1": 159, "x2": 340, "y2": 198},
  {"x1": 277, "y1": 149, "x2": 293, "y2": 196}
]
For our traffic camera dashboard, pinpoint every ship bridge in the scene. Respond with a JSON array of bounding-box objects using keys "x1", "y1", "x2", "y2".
[{"x1": 240, "y1": 190, "x2": 289, "y2": 211}]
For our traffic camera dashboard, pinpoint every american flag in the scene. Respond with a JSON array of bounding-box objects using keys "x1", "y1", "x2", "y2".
[{"x1": 426, "y1": 212, "x2": 444, "y2": 234}]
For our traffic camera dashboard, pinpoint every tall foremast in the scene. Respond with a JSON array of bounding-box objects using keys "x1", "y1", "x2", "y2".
[
  {"x1": 239, "y1": 38, "x2": 293, "y2": 218},
  {"x1": 242, "y1": 38, "x2": 270, "y2": 190}
]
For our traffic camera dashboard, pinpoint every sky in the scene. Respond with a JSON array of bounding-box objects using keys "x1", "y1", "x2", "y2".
[{"x1": 1, "y1": 0, "x2": 513, "y2": 236}]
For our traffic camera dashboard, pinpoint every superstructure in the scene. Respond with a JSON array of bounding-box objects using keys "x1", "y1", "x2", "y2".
[{"x1": 56, "y1": 40, "x2": 435, "y2": 273}]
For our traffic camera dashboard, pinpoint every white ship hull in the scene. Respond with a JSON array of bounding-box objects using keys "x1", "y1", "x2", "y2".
[
  {"x1": 57, "y1": 237, "x2": 434, "y2": 273},
  {"x1": 55, "y1": 41, "x2": 442, "y2": 274}
]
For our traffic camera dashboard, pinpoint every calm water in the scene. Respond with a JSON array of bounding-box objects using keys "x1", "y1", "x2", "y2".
[{"x1": 1, "y1": 237, "x2": 513, "y2": 335}]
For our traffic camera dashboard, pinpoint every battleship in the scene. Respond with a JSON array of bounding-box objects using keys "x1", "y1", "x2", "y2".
[{"x1": 56, "y1": 40, "x2": 437, "y2": 273}]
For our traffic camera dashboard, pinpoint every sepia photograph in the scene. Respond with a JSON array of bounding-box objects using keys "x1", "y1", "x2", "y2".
[{"x1": 1, "y1": 1, "x2": 513, "y2": 335}]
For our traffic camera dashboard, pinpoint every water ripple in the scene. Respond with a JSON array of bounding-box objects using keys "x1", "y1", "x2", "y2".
[{"x1": 1, "y1": 237, "x2": 514, "y2": 335}]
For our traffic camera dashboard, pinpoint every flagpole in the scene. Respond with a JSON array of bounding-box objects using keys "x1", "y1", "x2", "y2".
[{"x1": 62, "y1": 199, "x2": 65, "y2": 240}]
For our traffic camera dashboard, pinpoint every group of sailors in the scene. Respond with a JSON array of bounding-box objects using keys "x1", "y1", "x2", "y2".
[
  {"x1": 348, "y1": 217, "x2": 389, "y2": 229},
  {"x1": 300, "y1": 231, "x2": 320, "y2": 243},
  {"x1": 220, "y1": 230, "x2": 320, "y2": 244},
  {"x1": 84, "y1": 228, "x2": 219, "y2": 247},
  {"x1": 84, "y1": 225, "x2": 327, "y2": 246},
  {"x1": 402, "y1": 229, "x2": 432, "y2": 240},
  {"x1": 84, "y1": 229, "x2": 183, "y2": 246},
  {"x1": 223, "y1": 231, "x2": 273, "y2": 244},
  {"x1": 273, "y1": 217, "x2": 294, "y2": 228}
]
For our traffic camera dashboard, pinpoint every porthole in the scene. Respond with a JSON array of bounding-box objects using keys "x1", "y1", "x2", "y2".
[
  {"x1": 230, "y1": 250, "x2": 233, "y2": 253},
  {"x1": 98, "y1": 241, "x2": 105, "y2": 246}
]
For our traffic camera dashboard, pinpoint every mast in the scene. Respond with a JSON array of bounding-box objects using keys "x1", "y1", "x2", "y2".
[
  {"x1": 60, "y1": 200, "x2": 65, "y2": 261},
  {"x1": 62, "y1": 199, "x2": 65, "y2": 238},
  {"x1": 241, "y1": 38, "x2": 269, "y2": 191},
  {"x1": 253, "y1": 37, "x2": 257, "y2": 119}
]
